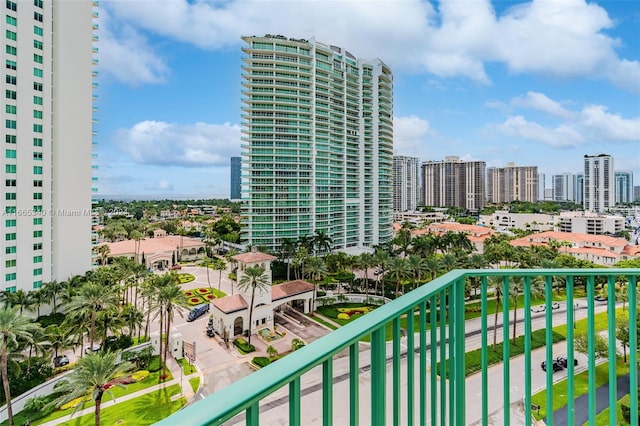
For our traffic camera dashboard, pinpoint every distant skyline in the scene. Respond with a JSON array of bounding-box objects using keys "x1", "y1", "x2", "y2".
[{"x1": 95, "y1": 0, "x2": 639, "y2": 199}]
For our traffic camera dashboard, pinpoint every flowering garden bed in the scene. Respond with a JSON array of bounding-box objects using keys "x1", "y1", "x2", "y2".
[{"x1": 183, "y1": 288, "x2": 219, "y2": 305}]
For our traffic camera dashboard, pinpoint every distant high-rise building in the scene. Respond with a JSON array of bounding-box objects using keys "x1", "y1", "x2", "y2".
[
  {"x1": 614, "y1": 170, "x2": 634, "y2": 204},
  {"x1": 573, "y1": 173, "x2": 584, "y2": 205},
  {"x1": 583, "y1": 154, "x2": 614, "y2": 212},
  {"x1": 1, "y1": 1, "x2": 95, "y2": 293},
  {"x1": 552, "y1": 173, "x2": 574, "y2": 202},
  {"x1": 634, "y1": 186, "x2": 640, "y2": 203},
  {"x1": 393, "y1": 156, "x2": 419, "y2": 212},
  {"x1": 230, "y1": 157, "x2": 241, "y2": 200},
  {"x1": 422, "y1": 156, "x2": 486, "y2": 212},
  {"x1": 538, "y1": 173, "x2": 547, "y2": 201},
  {"x1": 487, "y1": 162, "x2": 538, "y2": 203},
  {"x1": 241, "y1": 35, "x2": 393, "y2": 252}
]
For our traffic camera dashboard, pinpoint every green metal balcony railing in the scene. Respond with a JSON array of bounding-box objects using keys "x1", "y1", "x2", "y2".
[{"x1": 158, "y1": 269, "x2": 638, "y2": 425}]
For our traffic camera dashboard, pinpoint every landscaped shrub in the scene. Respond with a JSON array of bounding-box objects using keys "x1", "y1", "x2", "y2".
[
  {"x1": 233, "y1": 337, "x2": 256, "y2": 354},
  {"x1": 337, "y1": 313, "x2": 350, "y2": 320},
  {"x1": 104, "y1": 334, "x2": 134, "y2": 352},
  {"x1": 176, "y1": 273, "x2": 195, "y2": 284},
  {"x1": 196, "y1": 288, "x2": 211, "y2": 295},
  {"x1": 335, "y1": 271, "x2": 355, "y2": 282},
  {"x1": 0, "y1": 357, "x2": 53, "y2": 405},
  {"x1": 148, "y1": 356, "x2": 162, "y2": 372},
  {"x1": 131, "y1": 370, "x2": 150, "y2": 382},
  {"x1": 37, "y1": 312, "x2": 66, "y2": 327},
  {"x1": 252, "y1": 357, "x2": 271, "y2": 368}
]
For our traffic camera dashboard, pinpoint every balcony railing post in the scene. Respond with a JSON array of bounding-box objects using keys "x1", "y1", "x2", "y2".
[
  {"x1": 607, "y1": 275, "x2": 617, "y2": 425},
  {"x1": 629, "y1": 275, "x2": 638, "y2": 426},
  {"x1": 349, "y1": 343, "x2": 359, "y2": 426},
  {"x1": 566, "y1": 275, "x2": 575, "y2": 426},
  {"x1": 480, "y1": 276, "x2": 488, "y2": 426},
  {"x1": 392, "y1": 317, "x2": 401, "y2": 426},
  {"x1": 502, "y1": 276, "x2": 511, "y2": 426},
  {"x1": 371, "y1": 327, "x2": 385, "y2": 426},
  {"x1": 454, "y1": 277, "x2": 465, "y2": 426},
  {"x1": 289, "y1": 377, "x2": 301, "y2": 426},
  {"x1": 406, "y1": 307, "x2": 414, "y2": 426},
  {"x1": 323, "y1": 359, "x2": 333, "y2": 426},
  {"x1": 545, "y1": 275, "x2": 554, "y2": 426},
  {"x1": 439, "y1": 291, "x2": 447, "y2": 426},
  {"x1": 523, "y1": 276, "x2": 532, "y2": 425},
  {"x1": 587, "y1": 275, "x2": 596, "y2": 424}
]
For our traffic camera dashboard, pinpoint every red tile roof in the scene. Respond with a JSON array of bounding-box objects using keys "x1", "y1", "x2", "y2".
[
  {"x1": 232, "y1": 252, "x2": 277, "y2": 263},
  {"x1": 104, "y1": 235, "x2": 204, "y2": 256},
  {"x1": 272, "y1": 280, "x2": 315, "y2": 301},
  {"x1": 212, "y1": 294, "x2": 248, "y2": 314}
]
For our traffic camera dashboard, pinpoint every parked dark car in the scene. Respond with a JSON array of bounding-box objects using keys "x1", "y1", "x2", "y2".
[
  {"x1": 531, "y1": 302, "x2": 560, "y2": 312},
  {"x1": 53, "y1": 355, "x2": 69, "y2": 367},
  {"x1": 169, "y1": 264, "x2": 182, "y2": 270},
  {"x1": 187, "y1": 304, "x2": 210, "y2": 322},
  {"x1": 84, "y1": 344, "x2": 101, "y2": 355},
  {"x1": 556, "y1": 356, "x2": 578, "y2": 368},
  {"x1": 541, "y1": 360, "x2": 563, "y2": 372}
]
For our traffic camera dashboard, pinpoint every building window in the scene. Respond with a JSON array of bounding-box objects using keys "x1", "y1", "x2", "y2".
[
  {"x1": 33, "y1": 230, "x2": 42, "y2": 238},
  {"x1": 33, "y1": 53, "x2": 42, "y2": 64},
  {"x1": 5, "y1": 149, "x2": 16, "y2": 158},
  {"x1": 33, "y1": 268, "x2": 42, "y2": 276},
  {"x1": 33, "y1": 138, "x2": 42, "y2": 146},
  {"x1": 5, "y1": 206, "x2": 15, "y2": 214},
  {"x1": 33, "y1": 95, "x2": 42, "y2": 105},
  {"x1": 6, "y1": 134, "x2": 16, "y2": 143},
  {"x1": 5, "y1": 89, "x2": 15, "y2": 99},
  {"x1": 34, "y1": 12, "x2": 43, "y2": 22},
  {"x1": 33, "y1": 192, "x2": 42, "y2": 200},
  {"x1": 5, "y1": 233, "x2": 16, "y2": 241},
  {"x1": 5, "y1": 219, "x2": 15, "y2": 227},
  {"x1": 5, "y1": 45, "x2": 16, "y2": 55},
  {"x1": 33, "y1": 25, "x2": 43, "y2": 35},
  {"x1": 5, "y1": 192, "x2": 16, "y2": 200},
  {"x1": 5, "y1": 15, "x2": 16, "y2": 25},
  {"x1": 33, "y1": 68, "x2": 42, "y2": 78},
  {"x1": 33, "y1": 205, "x2": 42, "y2": 212},
  {"x1": 5, "y1": 75, "x2": 16, "y2": 84},
  {"x1": 33, "y1": 40, "x2": 43, "y2": 50},
  {"x1": 5, "y1": 29, "x2": 16, "y2": 40},
  {"x1": 5, "y1": 246, "x2": 15, "y2": 254},
  {"x1": 5, "y1": 259, "x2": 16, "y2": 267},
  {"x1": 33, "y1": 166, "x2": 42, "y2": 174},
  {"x1": 33, "y1": 179, "x2": 42, "y2": 187},
  {"x1": 5, "y1": 59, "x2": 16, "y2": 70},
  {"x1": 33, "y1": 82, "x2": 42, "y2": 91},
  {"x1": 33, "y1": 281, "x2": 42, "y2": 289},
  {"x1": 5, "y1": 164, "x2": 16, "y2": 173},
  {"x1": 6, "y1": 1, "x2": 17, "y2": 12},
  {"x1": 5, "y1": 104, "x2": 16, "y2": 113},
  {"x1": 33, "y1": 217, "x2": 42, "y2": 225},
  {"x1": 5, "y1": 179, "x2": 15, "y2": 186},
  {"x1": 6, "y1": 119, "x2": 16, "y2": 129},
  {"x1": 33, "y1": 152, "x2": 42, "y2": 160},
  {"x1": 33, "y1": 110, "x2": 42, "y2": 119},
  {"x1": 34, "y1": 0, "x2": 43, "y2": 8},
  {"x1": 33, "y1": 243, "x2": 42, "y2": 250},
  {"x1": 33, "y1": 124, "x2": 43, "y2": 133}
]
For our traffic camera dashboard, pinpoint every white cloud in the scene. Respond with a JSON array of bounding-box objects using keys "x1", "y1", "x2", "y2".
[
  {"x1": 102, "y1": 0, "x2": 640, "y2": 93},
  {"x1": 578, "y1": 105, "x2": 640, "y2": 142},
  {"x1": 114, "y1": 120, "x2": 241, "y2": 167},
  {"x1": 491, "y1": 115, "x2": 584, "y2": 147},
  {"x1": 98, "y1": 7, "x2": 169, "y2": 85},
  {"x1": 511, "y1": 92, "x2": 574, "y2": 119},
  {"x1": 145, "y1": 178, "x2": 174, "y2": 192},
  {"x1": 393, "y1": 115, "x2": 436, "y2": 157}
]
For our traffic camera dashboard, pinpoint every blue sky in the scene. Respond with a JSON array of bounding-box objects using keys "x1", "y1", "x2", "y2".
[{"x1": 95, "y1": 0, "x2": 640, "y2": 199}]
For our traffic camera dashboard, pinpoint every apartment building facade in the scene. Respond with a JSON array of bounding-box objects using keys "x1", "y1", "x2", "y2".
[
  {"x1": 240, "y1": 35, "x2": 393, "y2": 252},
  {"x1": 486, "y1": 162, "x2": 538, "y2": 203},
  {"x1": 1, "y1": 0, "x2": 94, "y2": 293},
  {"x1": 392, "y1": 155, "x2": 419, "y2": 212},
  {"x1": 422, "y1": 156, "x2": 486, "y2": 213},
  {"x1": 583, "y1": 154, "x2": 614, "y2": 212}
]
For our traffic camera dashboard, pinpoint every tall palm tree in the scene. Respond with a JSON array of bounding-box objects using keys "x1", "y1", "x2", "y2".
[
  {"x1": 489, "y1": 276, "x2": 504, "y2": 351},
  {"x1": 130, "y1": 229, "x2": 144, "y2": 263},
  {"x1": 279, "y1": 238, "x2": 297, "y2": 281},
  {"x1": 407, "y1": 255, "x2": 427, "y2": 291},
  {"x1": 157, "y1": 276, "x2": 187, "y2": 379},
  {"x1": 96, "y1": 244, "x2": 111, "y2": 266},
  {"x1": 52, "y1": 351, "x2": 133, "y2": 426},
  {"x1": 0, "y1": 305, "x2": 40, "y2": 426},
  {"x1": 423, "y1": 256, "x2": 440, "y2": 282},
  {"x1": 212, "y1": 257, "x2": 227, "y2": 293},
  {"x1": 28, "y1": 289, "x2": 48, "y2": 318},
  {"x1": 410, "y1": 234, "x2": 434, "y2": 258},
  {"x1": 45, "y1": 324, "x2": 72, "y2": 358},
  {"x1": 120, "y1": 304, "x2": 144, "y2": 340},
  {"x1": 387, "y1": 257, "x2": 409, "y2": 296},
  {"x1": 65, "y1": 281, "x2": 118, "y2": 350},
  {"x1": 197, "y1": 256, "x2": 214, "y2": 289},
  {"x1": 355, "y1": 252, "x2": 376, "y2": 296},
  {"x1": 373, "y1": 250, "x2": 391, "y2": 297},
  {"x1": 5, "y1": 290, "x2": 33, "y2": 315},
  {"x1": 303, "y1": 257, "x2": 328, "y2": 311},
  {"x1": 312, "y1": 230, "x2": 332, "y2": 255},
  {"x1": 236, "y1": 266, "x2": 270, "y2": 344},
  {"x1": 42, "y1": 280, "x2": 65, "y2": 314},
  {"x1": 509, "y1": 276, "x2": 544, "y2": 343},
  {"x1": 438, "y1": 253, "x2": 458, "y2": 274}
]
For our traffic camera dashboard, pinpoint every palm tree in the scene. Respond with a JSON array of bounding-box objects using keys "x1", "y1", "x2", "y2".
[
  {"x1": 157, "y1": 275, "x2": 187, "y2": 379},
  {"x1": 312, "y1": 230, "x2": 332, "y2": 255},
  {"x1": 508, "y1": 276, "x2": 543, "y2": 343},
  {"x1": 121, "y1": 304, "x2": 144, "y2": 340},
  {"x1": 279, "y1": 238, "x2": 297, "y2": 281},
  {"x1": 489, "y1": 276, "x2": 504, "y2": 351},
  {"x1": 42, "y1": 280, "x2": 65, "y2": 314},
  {"x1": 392, "y1": 228, "x2": 412, "y2": 257},
  {"x1": 355, "y1": 252, "x2": 375, "y2": 296},
  {"x1": 466, "y1": 253, "x2": 488, "y2": 296},
  {"x1": 52, "y1": 351, "x2": 133, "y2": 426},
  {"x1": 410, "y1": 234, "x2": 435, "y2": 258},
  {"x1": 423, "y1": 256, "x2": 440, "y2": 282},
  {"x1": 197, "y1": 256, "x2": 214, "y2": 289},
  {"x1": 130, "y1": 229, "x2": 144, "y2": 264},
  {"x1": 438, "y1": 253, "x2": 458, "y2": 274},
  {"x1": 65, "y1": 281, "x2": 118, "y2": 351},
  {"x1": 0, "y1": 305, "x2": 40, "y2": 426},
  {"x1": 45, "y1": 324, "x2": 72, "y2": 358},
  {"x1": 373, "y1": 251, "x2": 390, "y2": 297},
  {"x1": 407, "y1": 255, "x2": 427, "y2": 291},
  {"x1": 5, "y1": 290, "x2": 33, "y2": 315},
  {"x1": 212, "y1": 257, "x2": 227, "y2": 294},
  {"x1": 29, "y1": 289, "x2": 48, "y2": 318},
  {"x1": 304, "y1": 257, "x2": 328, "y2": 311},
  {"x1": 236, "y1": 266, "x2": 270, "y2": 344},
  {"x1": 96, "y1": 244, "x2": 111, "y2": 266},
  {"x1": 387, "y1": 257, "x2": 409, "y2": 296}
]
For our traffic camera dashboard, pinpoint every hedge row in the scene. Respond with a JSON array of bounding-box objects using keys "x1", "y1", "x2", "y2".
[{"x1": 233, "y1": 337, "x2": 255, "y2": 354}]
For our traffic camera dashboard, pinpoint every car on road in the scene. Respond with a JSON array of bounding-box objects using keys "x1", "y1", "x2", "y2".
[
  {"x1": 556, "y1": 356, "x2": 578, "y2": 368},
  {"x1": 169, "y1": 264, "x2": 182, "y2": 270},
  {"x1": 541, "y1": 360, "x2": 563, "y2": 372},
  {"x1": 187, "y1": 304, "x2": 210, "y2": 322},
  {"x1": 531, "y1": 302, "x2": 560, "y2": 312},
  {"x1": 84, "y1": 344, "x2": 101, "y2": 354},
  {"x1": 53, "y1": 355, "x2": 69, "y2": 367},
  {"x1": 373, "y1": 269, "x2": 382, "y2": 275},
  {"x1": 594, "y1": 296, "x2": 607, "y2": 302}
]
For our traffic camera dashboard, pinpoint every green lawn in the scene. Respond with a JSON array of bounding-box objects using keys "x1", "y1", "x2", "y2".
[
  {"x1": 590, "y1": 393, "x2": 633, "y2": 426},
  {"x1": 552, "y1": 307, "x2": 623, "y2": 338},
  {"x1": 531, "y1": 358, "x2": 630, "y2": 420},
  {"x1": 56, "y1": 384, "x2": 185, "y2": 426},
  {"x1": 305, "y1": 313, "x2": 338, "y2": 330},
  {"x1": 188, "y1": 377, "x2": 200, "y2": 393},
  {"x1": 177, "y1": 358, "x2": 197, "y2": 374}
]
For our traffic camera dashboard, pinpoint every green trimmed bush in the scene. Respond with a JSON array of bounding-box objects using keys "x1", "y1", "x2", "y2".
[
  {"x1": 148, "y1": 356, "x2": 162, "y2": 372},
  {"x1": 233, "y1": 337, "x2": 255, "y2": 354},
  {"x1": 252, "y1": 357, "x2": 271, "y2": 368}
]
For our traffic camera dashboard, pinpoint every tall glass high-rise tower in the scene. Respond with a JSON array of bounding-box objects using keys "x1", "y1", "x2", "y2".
[
  {"x1": 1, "y1": 0, "x2": 95, "y2": 293},
  {"x1": 241, "y1": 35, "x2": 393, "y2": 252}
]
